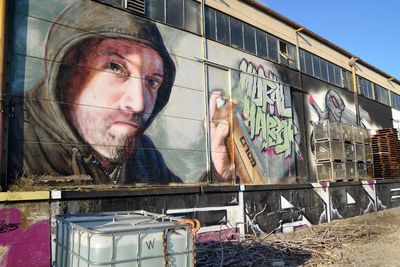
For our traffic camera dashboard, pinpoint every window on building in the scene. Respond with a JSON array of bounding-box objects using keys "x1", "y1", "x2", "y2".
[
  {"x1": 299, "y1": 50, "x2": 306, "y2": 72},
  {"x1": 358, "y1": 77, "x2": 374, "y2": 100},
  {"x1": 145, "y1": 0, "x2": 164, "y2": 21},
  {"x1": 256, "y1": 29, "x2": 267, "y2": 58},
  {"x1": 366, "y1": 79, "x2": 374, "y2": 99},
  {"x1": 320, "y1": 59, "x2": 328, "y2": 81},
  {"x1": 312, "y1": 55, "x2": 321, "y2": 78},
  {"x1": 185, "y1": 0, "x2": 200, "y2": 34},
  {"x1": 299, "y1": 49, "x2": 344, "y2": 87},
  {"x1": 327, "y1": 62, "x2": 335, "y2": 85},
  {"x1": 166, "y1": 0, "x2": 183, "y2": 28},
  {"x1": 287, "y1": 44, "x2": 296, "y2": 69},
  {"x1": 391, "y1": 92, "x2": 400, "y2": 110},
  {"x1": 279, "y1": 41, "x2": 288, "y2": 66},
  {"x1": 100, "y1": 0, "x2": 202, "y2": 34},
  {"x1": 216, "y1": 11, "x2": 230, "y2": 45},
  {"x1": 342, "y1": 70, "x2": 352, "y2": 90},
  {"x1": 334, "y1": 65, "x2": 343, "y2": 87},
  {"x1": 97, "y1": 0, "x2": 124, "y2": 8},
  {"x1": 205, "y1": 6, "x2": 216, "y2": 39},
  {"x1": 267, "y1": 34, "x2": 278, "y2": 62},
  {"x1": 203, "y1": 6, "x2": 297, "y2": 65},
  {"x1": 279, "y1": 41, "x2": 296, "y2": 68},
  {"x1": 230, "y1": 17, "x2": 243, "y2": 49},
  {"x1": 244, "y1": 23, "x2": 256, "y2": 54},
  {"x1": 304, "y1": 51, "x2": 313, "y2": 76},
  {"x1": 375, "y1": 85, "x2": 390, "y2": 105}
]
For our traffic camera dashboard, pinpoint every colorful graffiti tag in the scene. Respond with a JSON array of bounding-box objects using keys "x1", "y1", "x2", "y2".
[
  {"x1": 0, "y1": 208, "x2": 49, "y2": 267},
  {"x1": 232, "y1": 59, "x2": 301, "y2": 182},
  {"x1": 239, "y1": 59, "x2": 300, "y2": 157}
]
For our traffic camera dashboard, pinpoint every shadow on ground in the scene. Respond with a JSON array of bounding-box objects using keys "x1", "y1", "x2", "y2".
[{"x1": 196, "y1": 239, "x2": 311, "y2": 266}]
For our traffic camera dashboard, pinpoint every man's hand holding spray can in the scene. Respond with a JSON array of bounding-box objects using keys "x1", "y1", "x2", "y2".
[{"x1": 210, "y1": 91, "x2": 264, "y2": 184}]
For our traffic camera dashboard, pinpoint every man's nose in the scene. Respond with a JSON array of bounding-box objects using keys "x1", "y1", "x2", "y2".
[{"x1": 120, "y1": 76, "x2": 146, "y2": 113}]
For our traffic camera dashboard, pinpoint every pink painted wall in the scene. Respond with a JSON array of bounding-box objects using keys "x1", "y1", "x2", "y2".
[{"x1": 0, "y1": 208, "x2": 50, "y2": 267}]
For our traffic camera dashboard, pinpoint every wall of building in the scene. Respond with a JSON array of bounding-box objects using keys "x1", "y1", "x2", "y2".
[
  {"x1": 4, "y1": 0, "x2": 400, "y2": 186},
  {"x1": 2, "y1": 0, "x2": 400, "y2": 265},
  {"x1": 5, "y1": 0, "x2": 307, "y2": 186},
  {"x1": 1, "y1": 181, "x2": 399, "y2": 265}
]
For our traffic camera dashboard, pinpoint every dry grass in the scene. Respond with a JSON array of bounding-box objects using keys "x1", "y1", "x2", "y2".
[
  {"x1": 8, "y1": 174, "x2": 92, "y2": 191},
  {"x1": 8, "y1": 176, "x2": 42, "y2": 191},
  {"x1": 196, "y1": 222, "x2": 395, "y2": 266}
]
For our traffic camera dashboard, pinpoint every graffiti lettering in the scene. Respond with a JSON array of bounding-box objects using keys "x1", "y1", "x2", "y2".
[
  {"x1": 239, "y1": 59, "x2": 300, "y2": 157},
  {"x1": 240, "y1": 136, "x2": 256, "y2": 167},
  {"x1": 0, "y1": 220, "x2": 20, "y2": 233}
]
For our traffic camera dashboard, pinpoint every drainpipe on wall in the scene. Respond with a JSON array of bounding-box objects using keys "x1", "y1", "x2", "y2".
[
  {"x1": 0, "y1": 0, "x2": 7, "y2": 191},
  {"x1": 388, "y1": 77, "x2": 394, "y2": 107},
  {"x1": 294, "y1": 27, "x2": 310, "y2": 183},
  {"x1": 295, "y1": 27, "x2": 304, "y2": 71},
  {"x1": 349, "y1": 57, "x2": 360, "y2": 126},
  {"x1": 200, "y1": 0, "x2": 212, "y2": 182}
]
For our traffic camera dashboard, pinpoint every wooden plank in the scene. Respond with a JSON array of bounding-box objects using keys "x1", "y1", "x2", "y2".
[{"x1": 0, "y1": 191, "x2": 50, "y2": 202}]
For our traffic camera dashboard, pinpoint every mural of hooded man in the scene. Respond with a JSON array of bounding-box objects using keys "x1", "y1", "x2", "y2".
[{"x1": 8, "y1": 1, "x2": 182, "y2": 184}]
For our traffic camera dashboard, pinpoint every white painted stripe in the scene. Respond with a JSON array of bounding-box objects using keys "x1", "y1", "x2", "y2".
[
  {"x1": 280, "y1": 196, "x2": 294, "y2": 209},
  {"x1": 167, "y1": 206, "x2": 234, "y2": 213},
  {"x1": 240, "y1": 183, "x2": 245, "y2": 191},
  {"x1": 51, "y1": 190, "x2": 62, "y2": 199},
  {"x1": 237, "y1": 191, "x2": 245, "y2": 236},
  {"x1": 346, "y1": 192, "x2": 356, "y2": 205}
]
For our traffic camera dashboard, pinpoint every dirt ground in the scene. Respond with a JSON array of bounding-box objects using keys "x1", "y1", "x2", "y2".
[
  {"x1": 196, "y1": 207, "x2": 400, "y2": 266},
  {"x1": 270, "y1": 207, "x2": 400, "y2": 266},
  {"x1": 324, "y1": 207, "x2": 400, "y2": 266}
]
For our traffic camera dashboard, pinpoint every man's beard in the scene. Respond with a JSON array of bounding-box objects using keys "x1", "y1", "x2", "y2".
[
  {"x1": 104, "y1": 134, "x2": 136, "y2": 164},
  {"x1": 73, "y1": 108, "x2": 145, "y2": 164},
  {"x1": 101, "y1": 113, "x2": 144, "y2": 164}
]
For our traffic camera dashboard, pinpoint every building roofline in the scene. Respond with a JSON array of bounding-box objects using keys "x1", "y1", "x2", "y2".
[{"x1": 241, "y1": 0, "x2": 400, "y2": 86}]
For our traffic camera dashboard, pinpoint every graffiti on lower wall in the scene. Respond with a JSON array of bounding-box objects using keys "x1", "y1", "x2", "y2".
[
  {"x1": 245, "y1": 196, "x2": 312, "y2": 235},
  {"x1": 0, "y1": 207, "x2": 49, "y2": 267}
]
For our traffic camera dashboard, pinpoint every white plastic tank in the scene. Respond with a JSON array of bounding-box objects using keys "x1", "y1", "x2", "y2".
[{"x1": 55, "y1": 211, "x2": 194, "y2": 267}]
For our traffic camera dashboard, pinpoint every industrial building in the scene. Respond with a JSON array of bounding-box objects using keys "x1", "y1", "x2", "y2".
[{"x1": 1, "y1": 0, "x2": 400, "y2": 265}]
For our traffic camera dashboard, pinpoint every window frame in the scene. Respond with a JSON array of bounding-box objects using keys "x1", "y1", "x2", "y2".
[
  {"x1": 391, "y1": 91, "x2": 400, "y2": 110},
  {"x1": 358, "y1": 76, "x2": 374, "y2": 100},
  {"x1": 375, "y1": 84, "x2": 390, "y2": 105},
  {"x1": 244, "y1": 22, "x2": 256, "y2": 54},
  {"x1": 229, "y1": 16, "x2": 244, "y2": 49}
]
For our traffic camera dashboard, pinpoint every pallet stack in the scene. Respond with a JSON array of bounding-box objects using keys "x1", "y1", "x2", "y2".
[
  {"x1": 313, "y1": 121, "x2": 371, "y2": 182},
  {"x1": 372, "y1": 128, "x2": 400, "y2": 179}
]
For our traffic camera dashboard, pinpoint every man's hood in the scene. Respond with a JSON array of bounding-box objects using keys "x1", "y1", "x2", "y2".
[{"x1": 40, "y1": 0, "x2": 175, "y2": 141}]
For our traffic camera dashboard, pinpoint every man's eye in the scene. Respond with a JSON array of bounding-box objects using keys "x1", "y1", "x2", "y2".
[
  {"x1": 147, "y1": 78, "x2": 160, "y2": 89},
  {"x1": 105, "y1": 62, "x2": 126, "y2": 74}
]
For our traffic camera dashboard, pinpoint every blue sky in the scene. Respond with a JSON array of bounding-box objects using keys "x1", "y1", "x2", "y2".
[{"x1": 260, "y1": 0, "x2": 400, "y2": 80}]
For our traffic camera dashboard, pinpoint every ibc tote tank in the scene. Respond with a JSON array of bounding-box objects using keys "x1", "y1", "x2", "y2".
[{"x1": 55, "y1": 211, "x2": 194, "y2": 267}]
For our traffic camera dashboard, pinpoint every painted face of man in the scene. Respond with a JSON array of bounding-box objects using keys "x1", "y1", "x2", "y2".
[{"x1": 67, "y1": 38, "x2": 164, "y2": 164}]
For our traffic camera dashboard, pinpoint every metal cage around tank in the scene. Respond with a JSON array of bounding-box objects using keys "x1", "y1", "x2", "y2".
[{"x1": 55, "y1": 210, "x2": 194, "y2": 267}]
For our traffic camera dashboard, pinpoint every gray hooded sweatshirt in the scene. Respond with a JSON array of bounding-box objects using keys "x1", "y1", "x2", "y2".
[{"x1": 8, "y1": 0, "x2": 181, "y2": 184}]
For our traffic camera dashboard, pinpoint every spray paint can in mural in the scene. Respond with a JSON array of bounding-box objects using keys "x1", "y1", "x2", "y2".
[{"x1": 214, "y1": 98, "x2": 264, "y2": 184}]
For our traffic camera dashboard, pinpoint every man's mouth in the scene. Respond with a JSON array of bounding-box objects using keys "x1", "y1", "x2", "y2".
[{"x1": 111, "y1": 121, "x2": 141, "y2": 134}]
